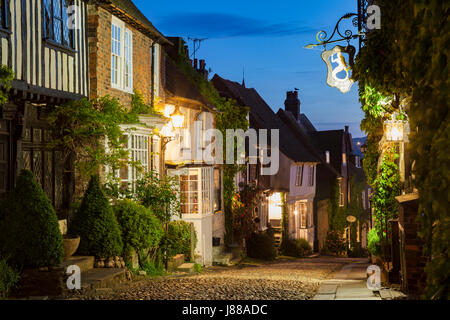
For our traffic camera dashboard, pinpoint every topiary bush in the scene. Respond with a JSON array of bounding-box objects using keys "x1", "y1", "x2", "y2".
[
  {"x1": 279, "y1": 238, "x2": 298, "y2": 257},
  {"x1": 113, "y1": 199, "x2": 164, "y2": 259},
  {"x1": 70, "y1": 175, "x2": 123, "y2": 258},
  {"x1": 279, "y1": 238, "x2": 311, "y2": 258},
  {"x1": 367, "y1": 228, "x2": 382, "y2": 256},
  {"x1": 246, "y1": 230, "x2": 277, "y2": 261},
  {"x1": 161, "y1": 220, "x2": 197, "y2": 260},
  {"x1": 0, "y1": 259, "x2": 20, "y2": 298},
  {"x1": 295, "y1": 238, "x2": 312, "y2": 257},
  {"x1": 0, "y1": 170, "x2": 64, "y2": 268}
]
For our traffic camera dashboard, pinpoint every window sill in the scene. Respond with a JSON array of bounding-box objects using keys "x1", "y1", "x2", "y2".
[
  {"x1": 111, "y1": 84, "x2": 134, "y2": 95},
  {"x1": 43, "y1": 39, "x2": 76, "y2": 55}
]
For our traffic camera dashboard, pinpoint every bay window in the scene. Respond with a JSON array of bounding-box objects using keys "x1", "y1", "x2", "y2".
[
  {"x1": 176, "y1": 167, "x2": 214, "y2": 215},
  {"x1": 298, "y1": 202, "x2": 308, "y2": 229}
]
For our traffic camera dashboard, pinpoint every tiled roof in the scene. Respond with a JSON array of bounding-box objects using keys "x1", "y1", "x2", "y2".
[
  {"x1": 102, "y1": 0, "x2": 170, "y2": 43},
  {"x1": 212, "y1": 74, "x2": 320, "y2": 163},
  {"x1": 165, "y1": 58, "x2": 212, "y2": 107},
  {"x1": 309, "y1": 129, "x2": 345, "y2": 173}
]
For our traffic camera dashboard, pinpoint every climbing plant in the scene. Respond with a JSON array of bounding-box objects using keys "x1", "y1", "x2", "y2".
[
  {"x1": 0, "y1": 65, "x2": 14, "y2": 105},
  {"x1": 169, "y1": 48, "x2": 249, "y2": 246},
  {"x1": 371, "y1": 147, "x2": 401, "y2": 242},
  {"x1": 47, "y1": 93, "x2": 156, "y2": 185},
  {"x1": 353, "y1": 0, "x2": 449, "y2": 299}
]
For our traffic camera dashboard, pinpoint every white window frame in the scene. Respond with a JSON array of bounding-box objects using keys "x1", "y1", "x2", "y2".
[
  {"x1": 153, "y1": 43, "x2": 161, "y2": 97},
  {"x1": 173, "y1": 167, "x2": 214, "y2": 216},
  {"x1": 308, "y1": 165, "x2": 314, "y2": 187},
  {"x1": 298, "y1": 202, "x2": 308, "y2": 229},
  {"x1": 107, "y1": 126, "x2": 155, "y2": 194},
  {"x1": 111, "y1": 16, "x2": 133, "y2": 93},
  {"x1": 295, "y1": 165, "x2": 303, "y2": 186}
]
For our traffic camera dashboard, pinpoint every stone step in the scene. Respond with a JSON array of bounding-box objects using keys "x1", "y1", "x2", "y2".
[
  {"x1": 168, "y1": 254, "x2": 186, "y2": 271},
  {"x1": 80, "y1": 268, "x2": 127, "y2": 291},
  {"x1": 60, "y1": 256, "x2": 95, "y2": 273},
  {"x1": 177, "y1": 263, "x2": 196, "y2": 273}
]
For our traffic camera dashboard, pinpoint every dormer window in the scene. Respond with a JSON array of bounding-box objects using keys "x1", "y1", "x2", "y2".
[{"x1": 44, "y1": 0, "x2": 74, "y2": 48}]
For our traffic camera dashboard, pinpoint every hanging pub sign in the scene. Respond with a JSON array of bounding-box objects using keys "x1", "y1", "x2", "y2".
[{"x1": 321, "y1": 45, "x2": 356, "y2": 94}]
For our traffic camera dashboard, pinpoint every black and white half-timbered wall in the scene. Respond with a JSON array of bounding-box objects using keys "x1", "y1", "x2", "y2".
[{"x1": 0, "y1": 0, "x2": 88, "y2": 214}]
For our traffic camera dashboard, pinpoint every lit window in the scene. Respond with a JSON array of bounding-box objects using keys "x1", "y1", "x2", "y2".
[
  {"x1": 44, "y1": 0, "x2": 73, "y2": 48},
  {"x1": 295, "y1": 165, "x2": 303, "y2": 186},
  {"x1": 111, "y1": 17, "x2": 133, "y2": 92},
  {"x1": 325, "y1": 151, "x2": 330, "y2": 164},
  {"x1": 298, "y1": 202, "x2": 307, "y2": 229},
  {"x1": 342, "y1": 153, "x2": 347, "y2": 165},
  {"x1": 214, "y1": 168, "x2": 222, "y2": 212},
  {"x1": 179, "y1": 167, "x2": 213, "y2": 215}
]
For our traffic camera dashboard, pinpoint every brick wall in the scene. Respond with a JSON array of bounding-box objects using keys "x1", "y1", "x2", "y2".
[{"x1": 87, "y1": 5, "x2": 155, "y2": 108}]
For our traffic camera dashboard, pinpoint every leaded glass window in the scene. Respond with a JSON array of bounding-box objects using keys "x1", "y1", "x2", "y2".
[{"x1": 44, "y1": 0, "x2": 74, "y2": 48}]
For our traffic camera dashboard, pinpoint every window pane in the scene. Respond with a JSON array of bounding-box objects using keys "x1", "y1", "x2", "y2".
[
  {"x1": 44, "y1": 0, "x2": 53, "y2": 39},
  {"x1": 53, "y1": 19, "x2": 62, "y2": 43},
  {"x1": 62, "y1": 0, "x2": 70, "y2": 46},
  {"x1": 53, "y1": 0, "x2": 61, "y2": 19}
]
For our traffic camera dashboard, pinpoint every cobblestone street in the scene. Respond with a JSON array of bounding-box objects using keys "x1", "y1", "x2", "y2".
[{"x1": 79, "y1": 257, "x2": 369, "y2": 300}]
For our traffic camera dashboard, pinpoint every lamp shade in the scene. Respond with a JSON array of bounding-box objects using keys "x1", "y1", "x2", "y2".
[{"x1": 170, "y1": 105, "x2": 185, "y2": 129}]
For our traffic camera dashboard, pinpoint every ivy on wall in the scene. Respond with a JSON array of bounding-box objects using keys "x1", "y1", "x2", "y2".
[
  {"x1": 170, "y1": 51, "x2": 249, "y2": 246},
  {"x1": 0, "y1": 65, "x2": 14, "y2": 105},
  {"x1": 47, "y1": 92, "x2": 155, "y2": 185},
  {"x1": 371, "y1": 146, "x2": 401, "y2": 243},
  {"x1": 353, "y1": 0, "x2": 449, "y2": 299}
]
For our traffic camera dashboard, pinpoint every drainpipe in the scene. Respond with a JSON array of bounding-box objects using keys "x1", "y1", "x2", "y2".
[{"x1": 151, "y1": 41, "x2": 155, "y2": 110}]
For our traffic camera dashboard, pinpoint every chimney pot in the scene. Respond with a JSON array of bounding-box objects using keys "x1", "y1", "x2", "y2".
[
  {"x1": 284, "y1": 91, "x2": 301, "y2": 121},
  {"x1": 194, "y1": 59, "x2": 198, "y2": 69},
  {"x1": 345, "y1": 125, "x2": 349, "y2": 133}
]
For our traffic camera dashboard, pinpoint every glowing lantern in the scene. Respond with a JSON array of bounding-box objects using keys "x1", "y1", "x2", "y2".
[
  {"x1": 170, "y1": 105, "x2": 185, "y2": 129},
  {"x1": 384, "y1": 111, "x2": 410, "y2": 142}
]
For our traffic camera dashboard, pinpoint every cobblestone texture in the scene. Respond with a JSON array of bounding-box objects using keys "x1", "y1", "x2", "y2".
[{"x1": 77, "y1": 257, "x2": 367, "y2": 300}]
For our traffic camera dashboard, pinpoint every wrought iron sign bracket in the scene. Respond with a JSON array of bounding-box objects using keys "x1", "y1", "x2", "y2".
[{"x1": 305, "y1": 13, "x2": 361, "y2": 49}]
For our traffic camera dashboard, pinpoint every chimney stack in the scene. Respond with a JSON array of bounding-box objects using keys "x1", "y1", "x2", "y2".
[
  {"x1": 345, "y1": 125, "x2": 349, "y2": 133},
  {"x1": 194, "y1": 59, "x2": 198, "y2": 69},
  {"x1": 284, "y1": 91, "x2": 301, "y2": 121},
  {"x1": 184, "y1": 45, "x2": 189, "y2": 58}
]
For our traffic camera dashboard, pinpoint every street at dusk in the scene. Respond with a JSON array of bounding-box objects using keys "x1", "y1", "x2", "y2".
[{"x1": 0, "y1": 0, "x2": 448, "y2": 313}]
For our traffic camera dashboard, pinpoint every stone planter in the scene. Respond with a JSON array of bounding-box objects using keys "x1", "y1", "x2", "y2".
[{"x1": 63, "y1": 235, "x2": 80, "y2": 258}]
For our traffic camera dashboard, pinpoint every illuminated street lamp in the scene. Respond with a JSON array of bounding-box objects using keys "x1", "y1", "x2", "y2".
[{"x1": 384, "y1": 111, "x2": 410, "y2": 142}]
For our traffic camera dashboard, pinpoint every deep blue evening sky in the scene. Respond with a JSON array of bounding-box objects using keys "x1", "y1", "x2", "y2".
[{"x1": 134, "y1": 0, "x2": 365, "y2": 138}]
